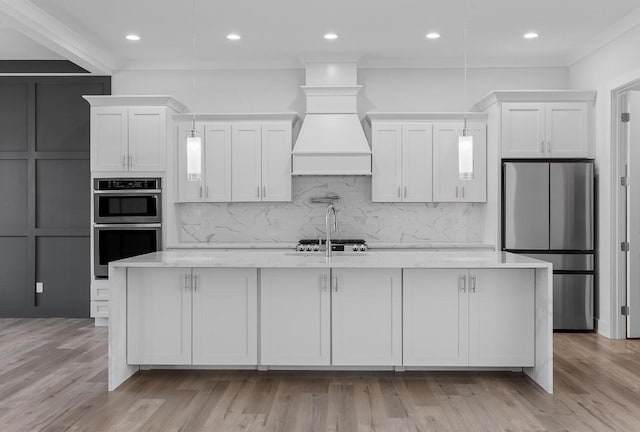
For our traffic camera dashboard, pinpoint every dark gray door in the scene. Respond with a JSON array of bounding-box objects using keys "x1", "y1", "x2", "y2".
[
  {"x1": 0, "y1": 76, "x2": 110, "y2": 317},
  {"x1": 503, "y1": 162, "x2": 550, "y2": 250},
  {"x1": 550, "y1": 162, "x2": 594, "y2": 251}
]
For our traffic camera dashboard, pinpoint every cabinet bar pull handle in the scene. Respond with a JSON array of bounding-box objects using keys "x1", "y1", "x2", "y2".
[
  {"x1": 462, "y1": 187, "x2": 465, "y2": 198},
  {"x1": 471, "y1": 275, "x2": 476, "y2": 293},
  {"x1": 333, "y1": 275, "x2": 338, "y2": 292},
  {"x1": 404, "y1": 186, "x2": 407, "y2": 198},
  {"x1": 128, "y1": 155, "x2": 133, "y2": 168},
  {"x1": 540, "y1": 140, "x2": 544, "y2": 153},
  {"x1": 257, "y1": 186, "x2": 260, "y2": 198},
  {"x1": 183, "y1": 274, "x2": 190, "y2": 290},
  {"x1": 199, "y1": 186, "x2": 203, "y2": 198},
  {"x1": 459, "y1": 275, "x2": 466, "y2": 292},
  {"x1": 322, "y1": 274, "x2": 328, "y2": 292},
  {"x1": 122, "y1": 155, "x2": 126, "y2": 168},
  {"x1": 398, "y1": 187, "x2": 401, "y2": 198},
  {"x1": 263, "y1": 185, "x2": 266, "y2": 198},
  {"x1": 206, "y1": 186, "x2": 209, "y2": 199},
  {"x1": 455, "y1": 186, "x2": 459, "y2": 198},
  {"x1": 547, "y1": 141, "x2": 551, "y2": 153},
  {"x1": 193, "y1": 274, "x2": 199, "y2": 291}
]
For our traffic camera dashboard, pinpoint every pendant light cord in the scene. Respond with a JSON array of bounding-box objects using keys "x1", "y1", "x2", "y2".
[
  {"x1": 191, "y1": 0, "x2": 197, "y2": 135},
  {"x1": 463, "y1": 0, "x2": 469, "y2": 134}
]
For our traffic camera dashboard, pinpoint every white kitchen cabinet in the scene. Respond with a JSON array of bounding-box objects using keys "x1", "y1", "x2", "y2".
[
  {"x1": 90, "y1": 106, "x2": 128, "y2": 171},
  {"x1": 403, "y1": 269, "x2": 469, "y2": 366},
  {"x1": 433, "y1": 121, "x2": 487, "y2": 202},
  {"x1": 232, "y1": 122, "x2": 262, "y2": 202},
  {"x1": 127, "y1": 267, "x2": 258, "y2": 366},
  {"x1": 261, "y1": 121, "x2": 292, "y2": 202},
  {"x1": 501, "y1": 102, "x2": 589, "y2": 158},
  {"x1": 231, "y1": 121, "x2": 292, "y2": 202},
  {"x1": 90, "y1": 106, "x2": 167, "y2": 172},
  {"x1": 192, "y1": 268, "x2": 257, "y2": 365},
  {"x1": 177, "y1": 122, "x2": 232, "y2": 202},
  {"x1": 331, "y1": 269, "x2": 402, "y2": 366},
  {"x1": 127, "y1": 268, "x2": 191, "y2": 365},
  {"x1": 260, "y1": 268, "x2": 331, "y2": 365},
  {"x1": 403, "y1": 268, "x2": 534, "y2": 368},
  {"x1": 468, "y1": 269, "x2": 535, "y2": 367},
  {"x1": 371, "y1": 122, "x2": 432, "y2": 202}
]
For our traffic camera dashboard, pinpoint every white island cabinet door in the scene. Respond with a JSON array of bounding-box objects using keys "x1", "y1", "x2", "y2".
[
  {"x1": 332, "y1": 269, "x2": 402, "y2": 366},
  {"x1": 127, "y1": 268, "x2": 191, "y2": 365},
  {"x1": 546, "y1": 102, "x2": 589, "y2": 158},
  {"x1": 468, "y1": 269, "x2": 535, "y2": 367},
  {"x1": 128, "y1": 107, "x2": 166, "y2": 171},
  {"x1": 260, "y1": 268, "x2": 330, "y2": 365},
  {"x1": 232, "y1": 122, "x2": 262, "y2": 202},
  {"x1": 261, "y1": 121, "x2": 292, "y2": 202},
  {"x1": 402, "y1": 122, "x2": 433, "y2": 202},
  {"x1": 371, "y1": 122, "x2": 402, "y2": 202},
  {"x1": 90, "y1": 106, "x2": 128, "y2": 171},
  {"x1": 403, "y1": 269, "x2": 469, "y2": 366},
  {"x1": 204, "y1": 122, "x2": 232, "y2": 202},
  {"x1": 501, "y1": 103, "x2": 546, "y2": 158},
  {"x1": 192, "y1": 269, "x2": 257, "y2": 365}
]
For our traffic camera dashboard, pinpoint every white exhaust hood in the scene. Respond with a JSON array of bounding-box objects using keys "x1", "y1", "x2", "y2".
[{"x1": 292, "y1": 62, "x2": 371, "y2": 175}]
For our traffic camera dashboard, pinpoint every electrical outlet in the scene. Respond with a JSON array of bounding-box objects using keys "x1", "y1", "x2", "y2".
[{"x1": 36, "y1": 282, "x2": 44, "y2": 293}]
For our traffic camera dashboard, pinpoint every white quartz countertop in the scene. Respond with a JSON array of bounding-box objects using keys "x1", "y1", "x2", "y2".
[
  {"x1": 111, "y1": 250, "x2": 550, "y2": 269},
  {"x1": 167, "y1": 242, "x2": 495, "y2": 250}
]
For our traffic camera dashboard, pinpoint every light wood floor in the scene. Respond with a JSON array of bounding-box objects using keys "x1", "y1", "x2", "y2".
[{"x1": 2, "y1": 319, "x2": 640, "y2": 432}]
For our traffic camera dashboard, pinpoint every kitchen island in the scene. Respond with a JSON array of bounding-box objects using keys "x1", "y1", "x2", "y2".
[{"x1": 108, "y1": 250, "x2": 553, "y2": 393}]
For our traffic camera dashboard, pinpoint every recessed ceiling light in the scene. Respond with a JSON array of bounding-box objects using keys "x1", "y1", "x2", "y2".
[
  {"x1": 523, "y1": 32, "x2": 539, "y2": 39},
  {"x1": 324, "y1": 33, "x2": 338, "y2": 40},
  {"x1": 426, "y1": 32, "x2": 441, "y2": 39},
  {"x1": 227, "y1": 33, "x2": 241, "y2": 41},
  {"x1": 125, "y1": 34, "x2": 140, "y2": 41}
]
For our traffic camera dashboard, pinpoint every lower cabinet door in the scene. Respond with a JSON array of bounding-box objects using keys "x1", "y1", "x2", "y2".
[
  {"x1": 468, "y1": 269, "x2": 535, "y2": 367},
  {"x1": 127, "y1": 268, "x2": 191, "y2": 365},
  {"x1": 192, "y1": 268, "x2": 257, "y2": 365},
  {"x1": 260, "y1": 268, "x2": 330, "y2": 365},
  {"x1": 403, "y1": 269, "x2": 468, "y2": 366},
  {"x1": 332, "y1": 269, "x2": 402, "y2": 366}
]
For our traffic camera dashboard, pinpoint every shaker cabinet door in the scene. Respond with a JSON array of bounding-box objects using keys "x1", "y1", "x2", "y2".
[
  {"x1": 231, "y1": 123, "x2": 262, "y2": 202},
  {"x1": 371, "y1": 122, "x2": 403, "y2": 202}
]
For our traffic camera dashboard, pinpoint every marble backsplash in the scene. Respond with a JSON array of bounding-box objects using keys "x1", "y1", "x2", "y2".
[{"x1": 177, "y1": 176, "x2": 485, "y2": 244}]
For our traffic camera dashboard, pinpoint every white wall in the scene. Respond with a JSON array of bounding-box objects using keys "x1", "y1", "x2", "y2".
[
  {"x1": 569, "y1": 24, "x2": 640, "y2": 338},
  {"x1": 113, "y1": 67, "x2": 569, "y2": 113}
]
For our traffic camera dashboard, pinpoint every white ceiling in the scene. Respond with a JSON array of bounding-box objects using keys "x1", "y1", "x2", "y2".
[
  {"x1": 0, "y1": 26, "x2": 62, "y2": 60},
  {"x1": 1, "y1": 0, "x2": 639, "y2": 71}
]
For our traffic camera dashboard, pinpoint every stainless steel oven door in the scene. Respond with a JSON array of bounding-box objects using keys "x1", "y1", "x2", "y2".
[
  {"x1": 94, "y1": 191, "x2": 161, "y2": 224},
  {"x1": 94, "y1": 224, "x2": 161, "y2": 278}
]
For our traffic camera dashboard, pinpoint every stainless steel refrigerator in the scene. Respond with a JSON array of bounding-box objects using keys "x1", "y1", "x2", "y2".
[{"x1": 502, "y1": 161, "x2": 595, "y2": 330}]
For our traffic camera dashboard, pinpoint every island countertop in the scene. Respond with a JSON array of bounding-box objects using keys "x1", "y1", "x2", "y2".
[{"x1": 111, "y1": 249, "x2": 551, "y2": 269}]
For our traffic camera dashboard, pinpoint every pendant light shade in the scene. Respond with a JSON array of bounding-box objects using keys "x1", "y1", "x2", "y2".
[
  {"x1": 186, "y1": 129, "x2": 202, "y2": 182},
  {"x1": 458, "y1": 132, "x2": 474, "y2": 180}
]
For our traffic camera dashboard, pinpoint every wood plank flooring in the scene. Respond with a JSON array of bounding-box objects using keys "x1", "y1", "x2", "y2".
[{"x1": 2, "y1": 318, "x2": 640, "y2": 432}]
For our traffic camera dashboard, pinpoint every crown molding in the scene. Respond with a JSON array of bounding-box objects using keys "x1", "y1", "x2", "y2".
[
  {"x1": 567, "y1": 7, "x2": 640, "y2": 66},
  {"x1": 472, "y1": 90, "x2": 597, "y2": 112},
  {"x1": 0, "y1": 0, "x2": 117, "y2": 74},
  {"x1": 83, "y1": 95, "x2": 188, "y2": 112}
]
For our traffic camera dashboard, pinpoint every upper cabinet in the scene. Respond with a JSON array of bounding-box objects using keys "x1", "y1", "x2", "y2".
[
  {"x1": 433, "y1": 121, "x2": 487, "y2": 202},
  {"x1": 367, "y1": 113, "x2": 487, "y2": 203},
  {"x1": 472, "y1": 91, "x2": 596, "y2": 160},
  {"x1": 502, "y1": 102, "x2": 589, "y2": 158},
  {"x1": 371, "y1": 121, "x2": 433, "y2": 202},
  {"x1": 175, "y1": 115, "x2": 296, "y2": 203},
  {"x1": 85, "y1": 96, "x2": 187, "y2": 172}
]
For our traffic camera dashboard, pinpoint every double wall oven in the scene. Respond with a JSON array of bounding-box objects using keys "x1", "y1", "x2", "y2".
[{"x1": 94, "y1": 178, "x2": 162, "y2": 278}]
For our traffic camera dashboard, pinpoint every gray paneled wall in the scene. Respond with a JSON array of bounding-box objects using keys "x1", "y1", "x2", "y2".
[{"x1": 0, "y1": 76, "x2": 110, "y2": 317}]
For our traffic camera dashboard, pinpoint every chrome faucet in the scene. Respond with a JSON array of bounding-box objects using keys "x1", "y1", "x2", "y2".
[{"x1": 325, "y1": 205, "x2": 338, "y2": 258}]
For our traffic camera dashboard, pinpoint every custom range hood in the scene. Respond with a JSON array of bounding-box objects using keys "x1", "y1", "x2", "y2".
[{"x1": 292, "y1": 62, "x2": 371, "y2": 175}]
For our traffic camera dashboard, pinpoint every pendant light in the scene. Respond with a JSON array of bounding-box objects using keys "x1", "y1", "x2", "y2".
[
  {"x1": 458, "y1": 0, "x2": 474, "y2": 180},
  {"x1": 186, "y1": 0, "x2": 202, "y2": 182}
]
